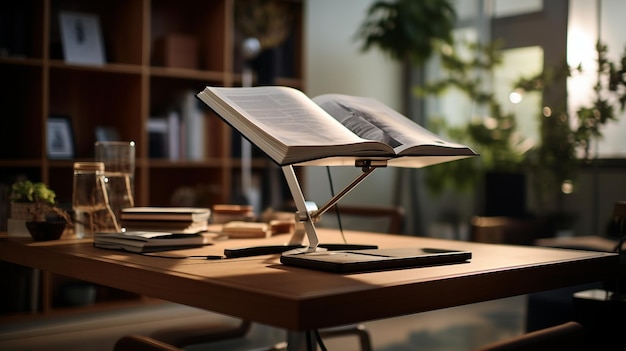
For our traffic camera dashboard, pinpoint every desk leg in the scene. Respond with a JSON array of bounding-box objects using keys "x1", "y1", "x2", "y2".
[
  {"x1": 287, "y1": 330, "x2": 316, "y2": 351},
  {"x1": 30, "y1": 268, "x2": 40, "y2": 313}
]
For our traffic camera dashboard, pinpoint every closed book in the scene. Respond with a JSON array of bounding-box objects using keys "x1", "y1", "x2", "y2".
[
  {"x1": 121, "y1": 207, "x2": 211, "y2": 222},
  {"x1": 121, "y1": 219, "x2": 208, "y2": 234},
  {"x1": 94, "y1": 231, "x2": 211, "y2": 253}
]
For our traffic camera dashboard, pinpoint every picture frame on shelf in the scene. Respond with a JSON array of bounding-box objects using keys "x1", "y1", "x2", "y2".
[
  {"x1": 47, "y1": 116, "x2": 75, "y2": 159},
  {"x1": 59, "y1": 11, "x2": 105, "y2": 65}
]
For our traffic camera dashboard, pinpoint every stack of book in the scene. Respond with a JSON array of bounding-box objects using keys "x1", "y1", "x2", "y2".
[
  {"x1": 120, "y1": 207, "x2": 211, "y2": 233},
  {"x1": 211, "y1": 204, "x2": 255, "y2": 224},
  {"x1": 94, "y1": 231, "x2": 211, "y2": 253}
]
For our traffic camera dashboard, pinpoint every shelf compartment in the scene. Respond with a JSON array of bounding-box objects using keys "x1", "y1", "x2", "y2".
[
  {"x1": 0, "y1": 0, "x2": 45, "y2": 59},
  {"x1": 49, "y1": 67, "x2": 144, "y2": 159},
  {"x1": 49, "y1": 0, "x2": 144, "y2": 65},
  {"x1": 151, "y1": 0, "x2": 229, "y2": 72},
  {"x1": 0, "y1": 64, "x2": 44, "y2": 160}
]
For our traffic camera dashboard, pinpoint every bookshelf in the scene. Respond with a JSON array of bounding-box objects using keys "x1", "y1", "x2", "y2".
[
  {"x1": 0, "y1": 0, "x2": 303, "y2": 317},
  {"x1": 0, "y1": 0, "x2": 304, "y2": 213}
]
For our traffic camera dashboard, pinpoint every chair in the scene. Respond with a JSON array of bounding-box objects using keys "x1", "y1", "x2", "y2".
[
  {"x1": 148, "y1": 319, "x2": 256, "y2": 349},
  {"x1": 115, "y1": 205, "x2": 405, "y2": 351},
  {"x1": 470, "y1": 216, "x2": 551, "y2": 245},
  {"x1": 322, "y1": 204, "x2": 405, "y2": 234},
  {"x1": 472, "y1": 321, "x2": 585, "y2": 351}
]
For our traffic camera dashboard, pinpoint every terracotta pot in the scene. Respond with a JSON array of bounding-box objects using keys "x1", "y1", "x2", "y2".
[{"x1": 25, "y1": 221, "x2": 66, "y2": 241}]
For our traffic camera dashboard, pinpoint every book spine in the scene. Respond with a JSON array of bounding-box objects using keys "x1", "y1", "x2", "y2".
[
  {"x1": 167, "y1": 110, "x2": 181, "y2": 160},
  {"x1": 183, "y1": 90, "x2": 205, "y2": 160}
]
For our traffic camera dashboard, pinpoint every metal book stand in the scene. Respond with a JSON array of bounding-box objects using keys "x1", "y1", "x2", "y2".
[{"x1": 281, "y1": 159, "x2": 387, "y2": 253}]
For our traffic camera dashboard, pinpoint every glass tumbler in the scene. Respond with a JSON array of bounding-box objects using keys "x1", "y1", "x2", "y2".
[
  {"x1": 95, "y1": 141, "x2": 136, "y2": 225},
  {"x1": 72, "y1": 162, "x2": 119, "y2": 237}
]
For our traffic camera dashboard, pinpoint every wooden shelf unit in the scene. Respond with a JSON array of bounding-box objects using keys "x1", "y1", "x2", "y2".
[
  {"x1": 0, "y1": 0, "x2": 303, "y2": 210},
  {"x1": 0, "y1": 0, "x2": 303, "y2": 317}
]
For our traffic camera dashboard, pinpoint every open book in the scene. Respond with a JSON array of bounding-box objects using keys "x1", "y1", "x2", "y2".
[{"x1": 197, "y1": 86, "x2": 477, "y2": 167}]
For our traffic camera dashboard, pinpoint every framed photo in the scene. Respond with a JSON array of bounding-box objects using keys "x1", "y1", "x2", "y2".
[
  {"x1": 59, "y1": 11, "x2": 105, "y2": 65},
  {"x1": 47, "y1": 116, "x2": 75, "y2": 159}
]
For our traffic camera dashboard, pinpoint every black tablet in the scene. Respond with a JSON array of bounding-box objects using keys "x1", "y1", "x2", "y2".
[{"x1": 280, "y1": 247, "x2": 471, "y2": 273}]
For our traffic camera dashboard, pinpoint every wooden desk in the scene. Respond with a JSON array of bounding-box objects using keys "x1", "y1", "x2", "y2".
[{"x1": 0, "y1": 230, "x2": 619, "y2": 334}]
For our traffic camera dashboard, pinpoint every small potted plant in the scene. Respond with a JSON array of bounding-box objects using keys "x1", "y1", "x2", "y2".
[{"x1": 9, "y1": 180, "x2": 71, "y2": 241}]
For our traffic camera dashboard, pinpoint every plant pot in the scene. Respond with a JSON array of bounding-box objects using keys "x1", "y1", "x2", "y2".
[
  {"x1": 11, "y1": 202, "x2": 45, "y2": 221},
  {"x1": 483, "y1": 172, "x2": 527, "y2": 217},
  {"x1": 25, "y1": 221, "x2": 66, "y2": 241}
]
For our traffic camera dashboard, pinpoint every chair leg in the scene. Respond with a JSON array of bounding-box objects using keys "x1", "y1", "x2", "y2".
[{"x1": 318, "y1": 324, "x2": 373, "y2": 351}]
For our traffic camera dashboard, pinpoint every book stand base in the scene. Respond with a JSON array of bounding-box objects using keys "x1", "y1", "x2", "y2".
[
  {"x1": 280, "y1": 162, "x2": 473, "y2": 273},
  {"x1": 281, "y1": 160, "x2": 386, "y2": 253}
]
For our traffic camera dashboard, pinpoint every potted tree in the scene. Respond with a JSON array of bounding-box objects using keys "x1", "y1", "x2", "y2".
[{"x1": 9, "y1": 180, "x2": 71, "y2": 241}]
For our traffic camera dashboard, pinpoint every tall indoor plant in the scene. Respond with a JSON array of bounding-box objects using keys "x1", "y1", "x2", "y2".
[
  {"x1": 419, "y1": 40, "x2": 626, "y2": 216},
  {"x1": 356, "y1": 0, "x2": 456, "y2": 66},
  {"x1": 355, "y1": 0, "x2": 457, "y2": 232}
]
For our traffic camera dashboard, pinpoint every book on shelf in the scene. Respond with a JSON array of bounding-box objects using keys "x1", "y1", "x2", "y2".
[
  {"x1": 147, "y1": 111, "x2": 181, "y2": 160},
  {"x1": 93, "y1": 231, "x2": 212, "y2": 253},
  {"x1": 167, "y1": 110, "x2": 181, "y2": 160},
  {"x1": 196, "y1": 86, "x2": 478, "y2": 167},
  {"x1": 182, "y1": 90, "x2": 206, "y2": 160},
  {"x1": 147, "y1": 117, "x2": 168, "y2": 158},
  {"x1": 121, "y1": 207, "x2": 211, "y2": 222}
]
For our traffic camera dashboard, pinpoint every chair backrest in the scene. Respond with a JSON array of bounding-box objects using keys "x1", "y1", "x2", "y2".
[
  {"x1": 470, "y1": 216, "x2": 551, "y2": 245},
  {"x1": 320, "y1": 205, "x2": 405, "y2": 234},
  {"x1": 473, "y1": 321, "x2": 584, "y2": 351}
]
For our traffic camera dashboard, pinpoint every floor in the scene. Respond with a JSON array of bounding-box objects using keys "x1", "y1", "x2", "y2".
[{"x1": 0, "y1": 295, "x2": 526, "y2": 351}]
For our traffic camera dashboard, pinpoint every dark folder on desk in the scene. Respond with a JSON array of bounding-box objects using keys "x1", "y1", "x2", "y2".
[{"x1": 281, "y1": 247, "x2": 471, "y2": 273}]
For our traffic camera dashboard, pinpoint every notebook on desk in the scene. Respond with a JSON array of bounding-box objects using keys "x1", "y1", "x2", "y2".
[{"x1": 280, "y1": 247, "x2": 472, "y2": 273}]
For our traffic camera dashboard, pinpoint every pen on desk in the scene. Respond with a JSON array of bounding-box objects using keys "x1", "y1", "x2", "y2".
[{"x1": 143, "y1": 253, "x2": 224, "y2": 260}]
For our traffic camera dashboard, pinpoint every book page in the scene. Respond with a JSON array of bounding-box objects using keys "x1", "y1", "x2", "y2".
[
  {"x1": 198, "y1": 86, "x2": 393, "y2": 165},
  {"x1": 313, "y1": 94, "x2": 476, "y2": 156},
  {"x1": 207, "y1": 86, "x2": 371, "y2": 146}
]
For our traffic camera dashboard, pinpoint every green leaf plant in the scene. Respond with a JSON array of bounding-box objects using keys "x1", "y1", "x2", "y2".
[
  {"x1": 416, "y1": 40, "x2": 531, "y2": 195},
  {"x1": 10, "y1": 180, "x2": 71, "y2": 224},
  {"x1": 419, "y1": 40, "x2": 626, "y2": 204},
  {"x1": 356, "y1": 0, "x2": 456, "y2": 66}
]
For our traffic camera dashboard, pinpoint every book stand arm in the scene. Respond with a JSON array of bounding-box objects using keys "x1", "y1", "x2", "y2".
[{"x1": 282, "y1": 160, "x2": 385, "y2": 252}]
